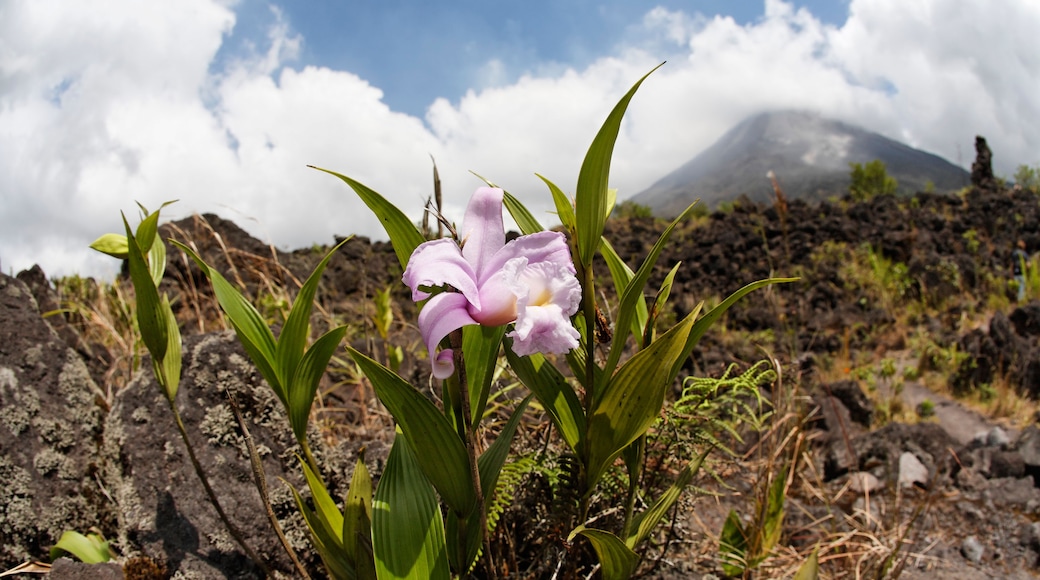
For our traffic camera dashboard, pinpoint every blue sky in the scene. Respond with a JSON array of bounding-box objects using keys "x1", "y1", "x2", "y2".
[
  {"x1": 223, "y1": 0, "x2": 850, "y2": 118},
  {"x1": 2, "y1": 0, "x2": 1038, "y2": 278}
]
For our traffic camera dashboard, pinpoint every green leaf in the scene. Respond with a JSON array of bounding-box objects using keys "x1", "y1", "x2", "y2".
[
  {"x1": 719, "y1": 510, "x2": 748, "y2": 578},
  {"x1": 277, "y1": 237, "x2": 351, "y2": 391},
  {"x1": 349, "y1": 348, "x2": 476, "y2": 516},
  {"x1": 504, "y1": 345, "x2": 584, "y2": 453},
  {"x1": 603, "y1": 201, "x2": 700, "y2": 382},
  {"x1": 585, "y1": 308, "x2": 695, "y2": 488},
  {"x1": 300, "y1": 456, "x2": 345, "y2": 546},
  {"x1": 123, "y1": 216, "x2": 168, "y2": 373},
  {"x1": 569, "y1": 526, "x2": 640, "y2": 580},
  {"x1": 158, "y1": 295, "x2": 182, "y2": 401},
  {"x1": 373, "y1": 432, "x2": 450, "y2": 580},
  {"x1": 760, "y1": 466, "x2": 788, "y2": 557},
  {"x1": 288, "y1": 326, "x2": 348, "y2": 444},
  {"x1": 502, "y1": 191, "x2": 544, "y2": 235},
  {"x1": 310, "y1": 166, "x2": 425, "y2": 269},
  {"x1": 668, "y1": 277, "x2": 797, "y2": 383},
  {"x1": 50, "y1": 530, "x2": 113, "y2": 564},
  {"x1": 462, "y1": 324, "x2": 506, "y2": 425},
  {"x1": 792, "y1": 547, "x2": 820, "y2": 580},
  {"x1": 627, "y1": 447, "x2": 710, "y2": 549},
  {"x1": 599, "y1": 237, "x2": 646, "y2": 348},
  {"x1": 478, "y1": 395, "x2": 532, "y2": 506},
  {"x1": 135, "y1": 207, "x2": 161, "y2": 256},
  {"x1": 146, "y1": 233, "x2": 166, "y2": 288},
  {"x1": 536, "y1": 174, "x2": 576, "y2": 231},
  {"x1": 171, "y1": 241, "x2": 282, "y2": 404},
  {"x1": 574, "y1": 63, "x2": 663, "y2": 268},
  {"x1": 289, "y1": 482, "x2": 354, "y2": 579},
  {"x1": 344, "y1": 450, "x2": 376, "y2": 578},
  {"x1": 645, "y1": 262, "x2": 681, "y2": 346},
  {"x1": 89, "y1": 233, "x2": 129, "y2": 259}
]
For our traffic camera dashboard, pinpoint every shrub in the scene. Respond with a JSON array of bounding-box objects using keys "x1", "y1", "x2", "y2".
[{"x1": 849, "y1": 159, "x2": 898, "y2": 201}]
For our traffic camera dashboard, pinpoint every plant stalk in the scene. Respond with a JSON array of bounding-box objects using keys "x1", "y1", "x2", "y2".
[
  {"x1": 449, "y1": 329, "x2": 489, "y2": 578},
  {"x1": 226, "y1": 389, "x2": 311, "y2": 579},
  {"x1": 167, "y1": 401, "x2": 270, "y2": 576},
  {"x1": 579, "y1": 260, "x2": 597, "y2": 521}
]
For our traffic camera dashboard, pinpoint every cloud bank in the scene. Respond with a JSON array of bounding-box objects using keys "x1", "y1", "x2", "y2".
[{"x1": 2, "y1": 0, "x2": 1038, "y2": 278}]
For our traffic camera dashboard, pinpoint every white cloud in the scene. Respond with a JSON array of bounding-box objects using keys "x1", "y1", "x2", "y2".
[{"x1": 2, "y1": 0, "x2": 1039, "y2": 279}]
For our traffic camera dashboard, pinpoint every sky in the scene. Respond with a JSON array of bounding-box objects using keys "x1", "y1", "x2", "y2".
[{"x1": 2, "y1": 0, "x2": 1039, "y2": 279}]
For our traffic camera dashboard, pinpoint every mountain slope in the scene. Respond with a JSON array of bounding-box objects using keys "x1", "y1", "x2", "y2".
[{"x1": 631, "y1": 110, "x2": 970, "y2": 217}]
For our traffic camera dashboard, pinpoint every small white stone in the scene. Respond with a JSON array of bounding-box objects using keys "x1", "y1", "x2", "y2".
[
  {"x1": 849, "y1": 471, "x2": 883, "y2": 494},
  {"x1": 898, "y1": 452, "x2": 929, "y2": 488}
]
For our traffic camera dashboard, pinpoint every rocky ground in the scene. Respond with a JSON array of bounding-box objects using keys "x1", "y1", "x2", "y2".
[{"x1": 4, "y1": 144, "x2": 1040, "y2": 578}]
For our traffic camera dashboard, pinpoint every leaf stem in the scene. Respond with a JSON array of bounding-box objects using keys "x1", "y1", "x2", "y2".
[
  {"x1": 226, "y1": 389, "x2": 311, "y2": 579},
  {"x1": 167, "y1": 401, "x2": 269, "y2": 575}
]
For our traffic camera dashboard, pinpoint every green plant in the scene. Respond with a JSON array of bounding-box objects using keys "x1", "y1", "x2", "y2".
[
  {"x1": 1014, "y1": 163, "x2": 1040, "y2": 193},
  {"x1": 916, "y1": 399, "x2": 935, "y2": 418},
  {"x1": 849, "y1": 159, "x2": 898, "y2": 201},
  {"x1": 310, "y1": 64, "x2": 793, "y2": 579},
  {"x1": 962, "y1": 229, "x2": 981, "y2": 254},
  {"x1": 719, "y1": 466, "x2": 789, "y2": 577},
  {"x1": 91, "y1": 203, "x2": 269, "y2": 573},
  {"x1": 50, "y1": 529, "x2": 113, "y2": 564},
  {"x1": 613, "y1": 200, "x2": 655, "y2": 219}
]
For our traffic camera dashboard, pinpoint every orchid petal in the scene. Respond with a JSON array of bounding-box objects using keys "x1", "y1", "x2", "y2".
[
  {"x1": 482, "y1": 231, "x2": 573, "y2": 285},
  {"x1": 403, "y1": 238, "x2": 480, "y2": 306},
  {"x1": 417, "y1": 292, "x2": 478, "y2": 379},
  {"x1": 508, "y1": 303, "x2": 580, "y2": 356},
  {"x1": 461, "y1": 187, "x2": 506, "y2": 281}
]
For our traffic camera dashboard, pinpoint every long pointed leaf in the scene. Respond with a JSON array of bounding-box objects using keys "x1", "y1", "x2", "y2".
[
  {"x1": 569, "y1": 527, "x2": 639, "y2": 580},
  {"x1": 344, "y1": 451, "x2": 376, "y2": 578},
  {"x1": 501, "y1": 191, "x2": 544, "y2": 236},
  {"x1": 537, "y1": 174, "x2": 576, "y2": 231},
  {"x1": 288, "y1": 326, "x2": 348, "y2": 444},
  {"x1": 277, "y1": 237, "x2": 351, "y2": 390},
  {"x1": 574, "y1": 63, "x2": 663, "y2": 268},
  {"x1": 311, "y1": 167, "x2": 425, "y2": 269},
  {"x1": 463, "y1": 324, "x2": 506, "y2": 425},
  {"x1": 644, "y1": 262, "x2": 682, "y2": 346},
  {"x1": 124, "y1": 216, "x2": 168, "y2": 371},
  {"x1": 170, "y1": 241, "x2": 282, "y2": 403},
  {"x1": 599, "y1": 237, "x2": 646, "y2": 348},
  {"x1": 159, "y1": 295, "x2": 182, "y2": 401},
  {"x1": 289, "y1": 482, "x2": 354, "y2": 579},
  {"x1": 300, "y1": 456, "x2": 345, "y2": 546},
  {"x1": 349, "y1": 348, "x2": 476, "y2": 515},
  {"x1": 504, "y1": 346, "x2": 584, "y2": 453},
  {"x1": 760, "y1": 466, "x2": 788, "y2": 557},
  {"x1": 793, "y1": 547, "x2": 820, "y2": 580},
  {"x1": 586, "y1": 308, "x2": 696, "y2": 488},
  {"x1": 602, "y1": 201, "x2": 699, "y2": 382},
  {"x1": 373, "y1": 432, "x2": 450, "y2": 580},
  {"x1": 627, "y1": 447, "x2": 710, "y2": 549},
  {"x1": 478, "y1": 395, "x2": 532, "y2": 503},
  {"x1": 146, "y1": 232, "x2": 167, "y2": 288},
  {"x1": 719, "y1": 509, "x2": 749, "y2": 577},
  {"x1": 668, "y1": 277, "x2": 797, "y2": 383}
]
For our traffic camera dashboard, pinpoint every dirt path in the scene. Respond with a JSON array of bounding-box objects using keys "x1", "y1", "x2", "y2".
[{"x1": 897, "y1": 380, "x2": 1017, "y2": 445}]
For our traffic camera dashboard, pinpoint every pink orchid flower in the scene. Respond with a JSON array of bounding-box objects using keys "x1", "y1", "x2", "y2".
[{"x1": 403, "y1": 187, "x2": 582, "y2": 379}]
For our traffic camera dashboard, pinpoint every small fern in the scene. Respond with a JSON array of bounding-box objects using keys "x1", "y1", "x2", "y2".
[
  {"x1": 670, "y1": 360, "x2": 778, "y2": 454},
  {"x1": 486, "y1": 455, "x2": 536, "y2": 535}
]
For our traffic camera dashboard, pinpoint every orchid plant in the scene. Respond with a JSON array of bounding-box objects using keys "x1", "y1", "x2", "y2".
[
  {"x1": 100, "y1": 65, "x2": 792, "y2": 579},
  {"x1": 308, "y1": 64, "x2": 793, "y2": 579}
]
